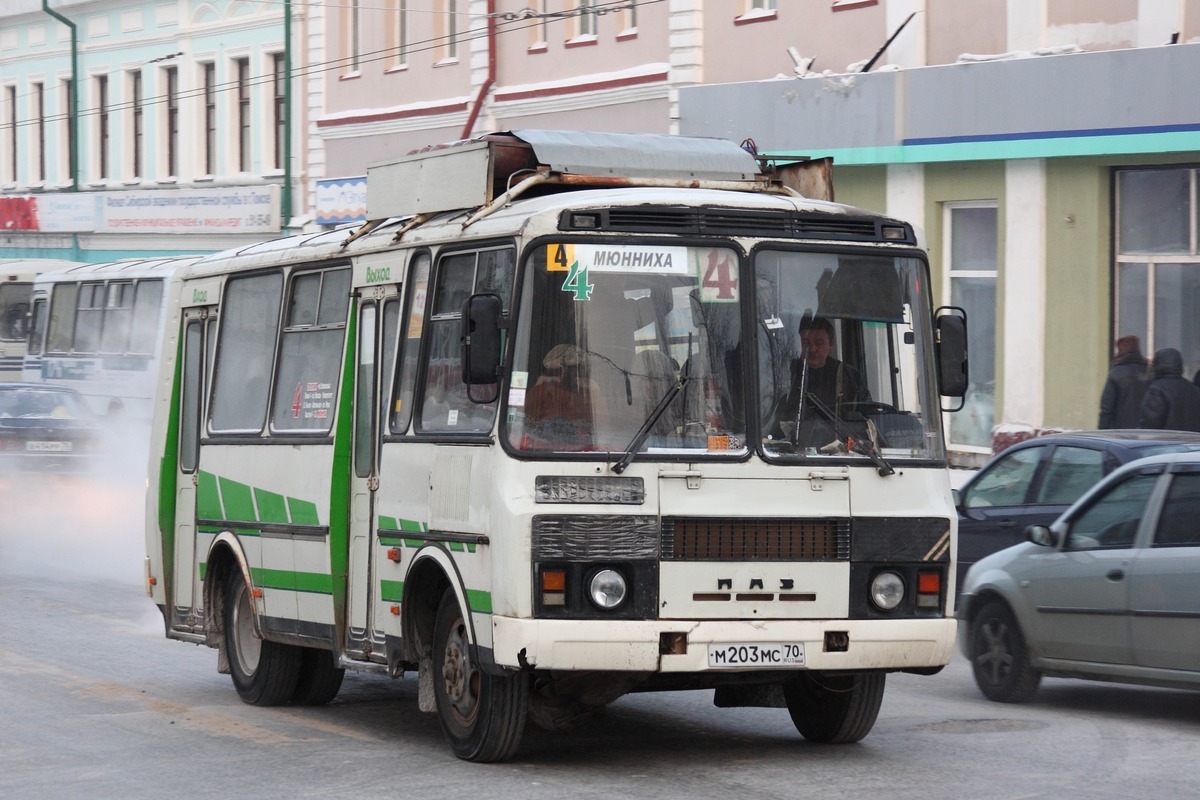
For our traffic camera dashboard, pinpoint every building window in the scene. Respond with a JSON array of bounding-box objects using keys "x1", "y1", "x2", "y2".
[
  {"x1": 202, "y1": 63, "x2": 216, "y2": 175},
  {"x1": 95, "y1": 74, "x2": 109, "y2": 180},
  {"x1": 60, "y1": 78, "x2": 73, "y2": 183},
  {"x1": 395, "y1": 1, "x2": 409, "y2": 66},
  {"x1": 1114, "y1": 167, "x2": 1200, "y2": 384},
  {"x1": 272, "y1": 53, "x2": 286, "y2": 171},
  {"x1": 236, "y1": 58, "x2": 251, "y2": 172},
  {"x1": 348, "y1": 0, "x2": 361, "y2": 71},
  {"x1": 164, "y1": 67, "x2": 178, "y2": 177},
  {"x1": 4, "y1": 85, "x2": 16, "y2": 183},
  {"x1": 578, "y1": 0, "x2": 597, "y2": 37},
  {"x1": 33, "y1": 83, "x2": 45, "y2": 183},
  {"x1": 436, "y1": 0, "x2": 458, "y2": 62},
  {"x1": 944, "y1": 202, "x2": 998, "y2": 450},
  {"x1": 129, "y1": 71, "x2": 143, "y2": 178}
]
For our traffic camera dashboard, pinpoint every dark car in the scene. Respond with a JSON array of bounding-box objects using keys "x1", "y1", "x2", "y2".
[
  {"x1": 0, "y1": 383, "x2": 105, "y2": 470},
  {"x1": 958, "y1": 450, "x2": 1200, "y2": 702},
  {"x1": 954, "y1": 430, "x2": 1200, "y2": 591}
]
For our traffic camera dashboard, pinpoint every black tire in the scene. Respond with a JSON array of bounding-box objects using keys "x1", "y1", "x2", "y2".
[
  {"x1": 292, "y1": 648, "x2": 345, "y2": 706},
  {"x1": 224, "y1": 569, "x2": 302, "y2": 706},
  {"x1": 969, "y1": 600, "x2": 1041, "y2": 703},
  {"x1": 432, "y1": 588, "x2": 528, "y2": 762},
  {"x1": 783, "y1": 670, "x2": 886, "y2": 743}
]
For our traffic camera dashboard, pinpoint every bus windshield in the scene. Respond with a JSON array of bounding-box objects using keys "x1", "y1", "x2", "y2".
[
  {"x1": 506, "y1": 242, "x2": 943, "y2": 463},
  {"x1": 508, "y1": 242, "x2": 746, "y2": 455},
  {"x1": 755, "y1": 249, "x2": 944, "y2": 462}
]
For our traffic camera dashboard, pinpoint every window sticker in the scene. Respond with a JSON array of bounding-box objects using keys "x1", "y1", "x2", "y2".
[{"x1": 697, "y1": 247, "x2": 739, "y2": 303}]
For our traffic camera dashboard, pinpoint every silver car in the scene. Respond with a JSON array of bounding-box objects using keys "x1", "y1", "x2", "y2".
[{"x1": 957, "y1": 450, "x2": 1200, "y2": 702}]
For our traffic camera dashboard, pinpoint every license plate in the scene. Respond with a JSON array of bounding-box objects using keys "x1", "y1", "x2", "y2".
[
  {"x1": 707, "y1": 642, "x2": 805, "y2": 668},
  {"x1": 26, "y1": 441, "x2": 72, "y2": 452}
]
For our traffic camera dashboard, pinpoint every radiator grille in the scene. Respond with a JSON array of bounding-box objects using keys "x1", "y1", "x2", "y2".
[{"x1": 661, "y1": 517, "x2": 850, "y2": 561}]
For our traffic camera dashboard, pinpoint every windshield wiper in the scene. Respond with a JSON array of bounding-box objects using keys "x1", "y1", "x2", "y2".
[
  {"x1": 805, "y1": 392, "x2": 895, "y2": 477},
  {"x1": 612, "y1": 372, "x2": 688, "y2": 474}
]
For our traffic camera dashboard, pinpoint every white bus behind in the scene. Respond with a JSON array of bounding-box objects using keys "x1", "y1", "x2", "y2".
[{"x1": 1, "y1": 259, "x2": 82, "y2": 381}]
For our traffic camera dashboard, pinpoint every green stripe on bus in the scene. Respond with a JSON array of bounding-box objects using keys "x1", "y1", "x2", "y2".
[
  {"x1": 399, "y1": 518, "x2": 426, "y2": 532},
  {"x1": 380, "y1": 580, "x2": 404, "y2": 602},
  {"x1": 289, "y1": 497, "x2": 320, "y2": 525},
  {"x1": 254, "y1": 488, "x2": 289, "y2": 524},
  {"x1": 219, "y1": 477, "x2": 256, "y2": 521},
  {"x1": 378, "y1": 516, "x2": 399, "y2": 531},
  {"x1": 251, "y1": 568, "x2": 334, "y2": 595},
  {"x1": 197, "y1": 471, "x2": 222, "y2": 519},
  {"x1": 466, "y1": 590, "x2": 492, "y2": 614}
]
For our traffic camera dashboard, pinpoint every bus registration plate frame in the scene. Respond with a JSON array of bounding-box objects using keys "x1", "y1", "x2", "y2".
[{"x1": 707, "y1": 642, "x2": 805, "y2": 668}]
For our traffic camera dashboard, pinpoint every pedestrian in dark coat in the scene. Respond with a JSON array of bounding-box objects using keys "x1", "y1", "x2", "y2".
[
  {"x1": 1140, "y1": 348, "x2": 1200, "y2": 432},
  {"x1": 1098, "y1": 335, "x2": 1149, "y2": 429}
]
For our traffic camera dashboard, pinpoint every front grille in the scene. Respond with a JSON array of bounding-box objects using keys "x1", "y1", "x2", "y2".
[{"x1": 661, "y1": 517, "x2": 850, "y2": 561}]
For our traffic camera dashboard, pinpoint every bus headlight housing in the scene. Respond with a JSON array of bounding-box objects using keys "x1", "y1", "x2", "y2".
[
  {"x1": 587, "y1": 568, "x2": 628, "y2": 610},
  {"x1": 870, "y1": 571, "x2": 905, "y2": 611}
]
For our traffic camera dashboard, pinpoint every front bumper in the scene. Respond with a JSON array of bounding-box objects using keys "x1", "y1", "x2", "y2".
[{"x1": 490, "y1": 615, "x2": 957, "y2": 673}]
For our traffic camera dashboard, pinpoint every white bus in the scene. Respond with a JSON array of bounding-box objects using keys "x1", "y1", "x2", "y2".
[
  {"x1": 25, "y1": 257, "x2": 198, "y2": 421},
  {"x1": 0, "y1": 259, "x2": 82, "y2": 381},
  {"x1": 145, "y1": 131, "x2": 969, "y2": 762}
]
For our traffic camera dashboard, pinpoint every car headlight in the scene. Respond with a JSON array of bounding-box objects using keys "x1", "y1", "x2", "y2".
[
  {"x1": 588, "y1": 568, "x2": 628, "y2": 610},
  {"x1": 870, "y1": 571, "x2": 905, "y2": 611}
]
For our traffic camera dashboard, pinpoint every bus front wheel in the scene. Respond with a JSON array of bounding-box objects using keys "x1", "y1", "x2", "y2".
[
  {"x1": 224, "y1": 569, "x2": 302, "y2": 706},
  {"x1": 783, "y1": 670, "x2": 885, "y2": 743},
  {"x1": 432, "y1": 588, "x2": 528, "y2": 762}
]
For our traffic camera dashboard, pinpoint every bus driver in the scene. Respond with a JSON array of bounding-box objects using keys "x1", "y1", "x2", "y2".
[{"x1": 777, "y1": 316, "x2": 871, "y2": 444}]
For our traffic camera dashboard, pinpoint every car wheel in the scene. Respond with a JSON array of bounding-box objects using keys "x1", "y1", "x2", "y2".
[
  {"x1": 783, "y1": 670, "x2": 886, "y2": 743},
  {"x1": 432, "y1": 588, "x2": 528, "y2": 762},
  {"x1": 969, "y1": 600, "x2": 1041, "y2": 703}
]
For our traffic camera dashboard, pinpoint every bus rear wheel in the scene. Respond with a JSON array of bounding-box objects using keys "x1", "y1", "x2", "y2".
[
  {"x1": 292, "y1": 647, "x2": 345, "y2": 706},
  {"x1": 224, "y1": 569, "x2": 302, "y2": 706},
  {"x1": 783, "y1": 670, "x2": 885, "y2": 744},
  {"x1": 432, "y1": 588, "x2": 528, "y2": 762}
]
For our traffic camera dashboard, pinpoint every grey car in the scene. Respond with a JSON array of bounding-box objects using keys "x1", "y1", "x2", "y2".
[{"x1": 957, "y1": 450, "x2": 1200, "y2": 702}]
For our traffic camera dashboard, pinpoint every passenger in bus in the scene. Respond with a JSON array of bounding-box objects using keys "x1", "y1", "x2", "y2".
[
  {"x1": 524, "y1": 344, "x2": 596, "y2": 444},
  {"x1": 777, "y1": 317, "x2": 871, "y2": 442}
]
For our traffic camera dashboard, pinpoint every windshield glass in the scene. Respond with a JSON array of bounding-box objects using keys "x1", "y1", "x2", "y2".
[
  {"x1": 755, "y1": 249, "x2": 943, "y2": 462},
  {"x1": 507, "y1": 242, "x2": 746, "y2": 455}
]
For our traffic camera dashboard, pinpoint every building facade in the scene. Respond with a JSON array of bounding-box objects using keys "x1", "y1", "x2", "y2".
[{"x1": 1, "y1": 0, "x2": 305, "y2": 260}]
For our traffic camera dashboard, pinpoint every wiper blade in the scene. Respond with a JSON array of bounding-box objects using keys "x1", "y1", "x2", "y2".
[
  {"x1": 611, "y1": 374, "x2": 688, "y2": 474},
  {"x1": 805, "y1": 392, "x2": 895, "y2": 477}
]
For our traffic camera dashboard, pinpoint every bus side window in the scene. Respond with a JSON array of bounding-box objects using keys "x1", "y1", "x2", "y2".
[
  {"x1": 210, "y1": 272, "x2": 283, "y2": 433},
  {"x1": 130, "y1": 280, "x2": 164, "y2": 355},
  {"x1": 28, "y1": 299, "x2": 47, "y2": 355},
  {"x1": 391, "y1": 252, "x2": 430, "y2": 434},
  {"x1": 47, "y1": 283, "x2": 78, "y2": 353},
  {"x1": 271, "y1": 266, "x2": 352, "y2": 433},
  {"x1": 417, "y1": 247, "x2": 513, "y2": 433}
]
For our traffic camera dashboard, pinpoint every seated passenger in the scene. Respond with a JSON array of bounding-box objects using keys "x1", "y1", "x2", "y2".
[{"x1": 525, "y1": 344, "x2": 595, "y2": 444}]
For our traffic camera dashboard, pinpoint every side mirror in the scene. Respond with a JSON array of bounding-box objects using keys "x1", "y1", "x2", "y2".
[
  {"x1": 935, "y1": 306, "x2": 968, "y2": 411},
  {"x1": 1026, "y1": 525, "x2": 1058, "y2": 548},
  {"x1": 461, "y1": 292, "x2": 503, "y2": 403}
]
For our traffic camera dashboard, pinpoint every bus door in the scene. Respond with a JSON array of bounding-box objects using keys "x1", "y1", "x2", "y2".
[
  {"x1": 172, "y1": 300, "x2": 217, "y2": 633},
  {"x1": 347, "y1": 283, "x2": 401, "y2": 663}
]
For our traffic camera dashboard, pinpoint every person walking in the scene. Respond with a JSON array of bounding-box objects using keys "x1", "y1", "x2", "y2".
[
  {"x1": 1140, "y1": 347, "x2": 1200, "y2": 432},
  {"x1": 1098, "y1": 335, "x2": 1149, "y2": 429}
]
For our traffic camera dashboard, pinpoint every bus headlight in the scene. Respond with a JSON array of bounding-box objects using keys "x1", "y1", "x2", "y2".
[
  {"x1": 588, "y1": 568, "x2": 628, "y2": 610},
  {"x1": 870, "y1": 571, "x2": 905, "y2": 611}
]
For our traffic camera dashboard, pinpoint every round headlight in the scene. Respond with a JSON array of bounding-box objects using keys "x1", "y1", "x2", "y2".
[
  {"x1": 588, "y1": 569, "x2": 628, "y2": 610},
  {"x1": 870, "y1": 571, "x2": 905, "y2": 611}
]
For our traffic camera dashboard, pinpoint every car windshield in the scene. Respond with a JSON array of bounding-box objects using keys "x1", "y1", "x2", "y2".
[
  {"x1": 507, "y1": 242, "x2": 745, "y2": 455},
  {"x1": 754, "y1": 249, "x2": 944, "y2": 462},
  {"x1": 0, "y1": 387, "x2": 93, "y2": 420}
]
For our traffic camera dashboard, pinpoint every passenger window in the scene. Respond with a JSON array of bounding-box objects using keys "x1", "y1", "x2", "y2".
[
  {"x1": 73, "y1": 282, "x2": 104, "y2": 354},
  {"x1": 962, "y1": 447, "x2": 1042, "y2": 508},
  {"x1": 130, "y1": 280, "x2": 164, "y2": 355},
  {"x1": 391, "y1": 252, "x2": 431, "y2": 434},
  {"x1": 210, "y1": 272, "x2": 283, "y2": 433},
  {"x1": 1034, "y1": 446, "x2": 1106, "y2": 505},
  {"x1": 1152, "y1": 473, "x2": 1200, "y2": 547},
  {"x1": 271, "y1": 266, "x2": 351, "y2": 433},
  {"x1": 1064, "y1": 472, "x2": 1159, "y2": 550},
  {"x1": 417, "y1": 246, "x2": 513, "y2": 433},
  {"x1": 47, "y1": 283, "x2": 78, "y2": 353}
]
